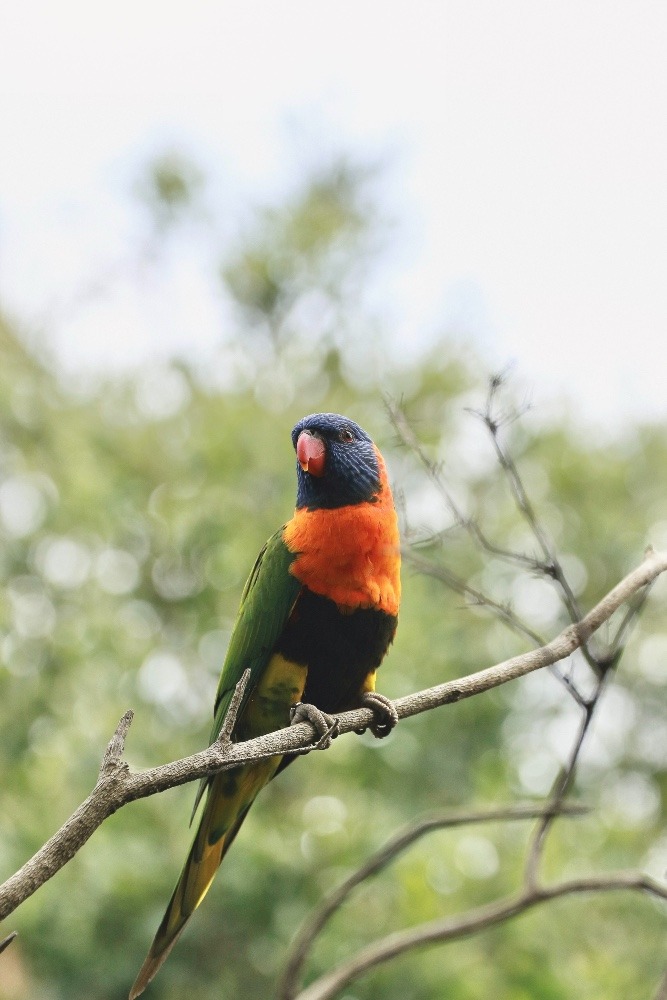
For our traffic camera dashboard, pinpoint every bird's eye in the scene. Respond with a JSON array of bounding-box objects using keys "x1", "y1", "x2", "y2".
[{"x1": 339, "y1": 428, "x2": 354, "y2": 443}]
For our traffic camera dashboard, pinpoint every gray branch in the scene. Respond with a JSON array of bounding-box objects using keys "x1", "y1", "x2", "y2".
[
  {"x1": 292, "y1": 873, "x2": 667, "y2": 1000},
  {"x1": 0, "y1": 547, "x2": 665, "y2": 924},
  {"x1": 277, "y1": 803, "x2": 588, "y2": 1000}
]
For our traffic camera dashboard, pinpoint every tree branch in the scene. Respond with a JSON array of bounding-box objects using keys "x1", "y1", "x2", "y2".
[
  {"x1": 0, "y1": 932, "x2": 17, "y2": 956},
  {"x1": 403, "y1": 547, "x2": 548, "y2": 648},
  {"x1": 390, "y1": 547, "x2": 665, "y2": 721},
  {"x1": 473, "y1": 378, "x2": 585, "y2": 627},
  {"x1": 277, "y1": 803, "x2": 588, "y2": 1000},
  {"x1": 389, "y1": 393, "x2": 599, "y2": 695},
  {"x1": 292, "y1": 873, "x2": 667, "y2": 1000},
  {"x1": 387, "y1": 396, "x2": 543, "y2": 574},
  {"x1": 523, "y1": 666, "x2": 610, "y2": 891},
  {"x1": 654, "y1": 966, "x2": 667, "y2": 1000},
  {"x1": 0, "y1": 548, "x2": 664, "y2": 924}
]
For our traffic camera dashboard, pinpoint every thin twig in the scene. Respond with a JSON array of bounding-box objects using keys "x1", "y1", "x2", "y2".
[
  {"x1": 611, "y1": 579, "x2": 655, "y2": 653},
  {"x1": 0, "y1": 932, "x2": 17, "y2": 956},
  {"x1": 293, "y1": 874, "x2": 667, "y2": 1000},
  {"x1": 403, "y1": 546, "x2": 587, "y2": 706},
  {"x1": 100, "y1": 710, "x2": 134, "y2": 774},
  {"x1": 404, "y1": 547, "x2": 547, "y2": 647},
  {"x1": 218, "y1": 669, "x2": 252, "y2": 743},
  {"x1": 522, "y1": 566, "x2": 654, "y2": 889},
  {"x1": 471, "y1": 379, "x2": 594, "y2": 664},
  {"x1": 398, "y1": 381, "x2": 647, "y2": 689},
  {"x1": 468, "y1": 378, "x2": 601, "y2": 678},
  {"x1": 388, "y1": 400, "x2": 543, "y2": 573},
  {"x1": 523, "y1": 672, "x2": 609, "y2": 889},
  {"x1": 390, "y1": 396, "x2": 590, "y2": 700},
  {"x1": 277, "y1": 803, "x2": 587, "y2": 1000},
  {"x1": 654, "y1": 966, "x2": 667, "y2": 1000}
]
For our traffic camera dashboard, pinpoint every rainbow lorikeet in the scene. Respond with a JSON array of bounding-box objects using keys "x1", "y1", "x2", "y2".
[{"x1": 129, "y1": 413, "x2": 401, "y2": 997}]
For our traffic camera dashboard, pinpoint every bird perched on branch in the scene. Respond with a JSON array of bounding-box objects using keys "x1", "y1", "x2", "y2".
[{"x1": 130, "y1": 412, "x2": 401, "y2": 997}]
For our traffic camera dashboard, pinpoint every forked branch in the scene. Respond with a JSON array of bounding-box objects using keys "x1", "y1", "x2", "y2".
[
  {"x1": 291, "y1": 872, "x2": 666, "y2": 1000},
  {"x1": 0, "y1": 548, "x2": 664, "y2": 925},
  {"x1": 278, "y1": 803, "x2": 588, "y2": 1000}
]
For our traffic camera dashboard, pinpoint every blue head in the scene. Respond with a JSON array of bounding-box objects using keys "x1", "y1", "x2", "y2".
[{"x1": 291, "y1": 413, "x2": 382, "y2": 510}]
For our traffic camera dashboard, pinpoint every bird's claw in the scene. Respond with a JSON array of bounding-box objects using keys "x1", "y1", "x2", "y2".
[
  {"x1": 356, "y1": 691, "x2": 398, "y2": 738},
  {"x1": 290, "y1": 702, "x2": 340, "y2": 751}
]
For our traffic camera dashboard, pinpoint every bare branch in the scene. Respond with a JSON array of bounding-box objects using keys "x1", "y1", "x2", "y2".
[
  {"x1": 610, "y1": 578, "x2": 655, "y2": 654},
  {"x1": 389, "y1": 395, "x2": 597, "y2": 696},
  {"x1": 0, "y1": 932, "x2": 17, "y2": 956},
  {"x1": 403, "y1": 547, "x2": 547, "y2": 648},
  {"x1": 100, "y1": 710, "x2": 134, "y2": 774},
  {"x1": 391, "y1": 390, "x2": 612, "y2": 683},
  {"x1": 482, "y1": 415, "x2": 584, "y2": 626},
  {"x1": 470, "y1": 378, "x2": 614, "y2": 684},
  {"x1": 217, "y1": 669, "x2": 252, "y2": 743},
  {"x1": 277, "y1": 803, "x2": 587, "y2": 1000},
  {"x1": 523, "y1": 568, "x2": 654, "y2": 889},
  {"x1": 473, "y1": 379, "x2": 572, "y2": 591},
  {"x1": 0, "y1": 548, "x2": 664, "y2": 924},
  {"x1": 388, "y1": 399, "x2": 542, "y2": 573},
  {"x1": 293, "y1": 873, "x2": 667, "y2": 1000},
  {"x1": 523, "y1": 679, "x2": 606, "y2": 889},
  {"x1": 654, "y1": 966, "x2": 667, "y2": 1000},
  {"x1": 402, "y1": 546, "x2": 588, "y2": 706},
  {"x1": 390, "y1": 547, "x2": 665, "y2": 721}
]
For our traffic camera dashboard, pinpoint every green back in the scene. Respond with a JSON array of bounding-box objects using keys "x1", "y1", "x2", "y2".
[{"x1": 209, "y1": 526, "x2": 301, "y2": 744}]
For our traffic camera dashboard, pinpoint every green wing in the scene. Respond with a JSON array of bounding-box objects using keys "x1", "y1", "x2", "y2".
[
  {"x1": 189, "y1": 527, "x2": 301, "y2": 821},
  {"x1": 209, "y1": 526, "x2": 301, "y2": 745},
  {"x1": 129, "y1": 529, "x2": 303, "y2": 998}
]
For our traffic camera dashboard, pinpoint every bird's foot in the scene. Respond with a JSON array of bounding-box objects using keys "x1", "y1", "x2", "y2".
[
  {"x1": 356, "y1": 691, "x2": 399, "y2": 739},
  {"x1": 290, "y1": 702, "x2": 340, "y2": 751}
]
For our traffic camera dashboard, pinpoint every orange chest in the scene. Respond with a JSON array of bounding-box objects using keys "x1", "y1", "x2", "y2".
[{"x1": 283, "y1": 496, "x2": 401, "y2": 616}]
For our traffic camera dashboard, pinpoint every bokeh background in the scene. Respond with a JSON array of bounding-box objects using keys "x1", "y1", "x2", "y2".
[{"x1": 1, "y1": 4, "x2": 666, "y2": 998}]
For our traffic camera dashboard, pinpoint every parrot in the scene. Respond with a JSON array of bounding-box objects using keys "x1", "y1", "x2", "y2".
[{"x1": 129, "y1": 412, "x2": 401, "y2": 998}]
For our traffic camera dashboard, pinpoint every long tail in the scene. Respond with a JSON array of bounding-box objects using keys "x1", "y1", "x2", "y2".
[{"x1": 129, "y1": 761, "x2": 275, "y2": 998}]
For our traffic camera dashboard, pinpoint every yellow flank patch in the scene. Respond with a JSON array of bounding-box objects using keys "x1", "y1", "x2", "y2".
[
  {"x1": 360, "y1": 670, "x2": 377, "y2": 694},
  {"x1": 194, "y1": 653, "x2": 309, "y2": 868},
  {"x1": 190, "y1": 653, "x2": 308, "y2": 888},
  {"x1": 245, "y1": 653, "x2": 309, "y2": 738}
]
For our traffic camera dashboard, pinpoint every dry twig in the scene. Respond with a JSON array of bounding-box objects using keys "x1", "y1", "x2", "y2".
[
  {"x1": 291, "y1": 872, "x2": 666, "y2": 1000},
  {"x1": 0, "y1": 932, "x2": 17, "y2": 956},
  {"x1": 277, "y1": 803, "x2": 588, "y2": 1000}
]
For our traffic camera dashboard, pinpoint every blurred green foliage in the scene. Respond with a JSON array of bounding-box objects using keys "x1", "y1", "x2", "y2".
[
  {"x1": 0, "y1": 159, "x2": 665, "y2": 1000},
  {"x1": 134, "y1": 152, "x2": 205, "y2": 231}
]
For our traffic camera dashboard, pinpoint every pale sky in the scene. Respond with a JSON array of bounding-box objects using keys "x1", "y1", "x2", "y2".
[{"x1": 1, "y1": 1, "x2": 666, "y2": 429}]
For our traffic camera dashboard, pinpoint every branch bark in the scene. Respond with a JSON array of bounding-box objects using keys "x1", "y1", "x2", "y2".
[
  {"x1": 1, "y1": 547, "x2": 665, "y2": 924},
  {"x1": 654, "y1": 966, "x2": 667, "y2": 1000},
  {"x1": 292, "y1": 873, "x2": 667, "y2": 1000},
  {"x1": 277, "y1": 803, "x2": 588, "y2": 1000}
]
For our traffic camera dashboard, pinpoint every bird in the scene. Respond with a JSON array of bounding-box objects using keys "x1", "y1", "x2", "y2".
[{"x1": 129, "y1": 412, "x2": 401, "y2": 998}]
